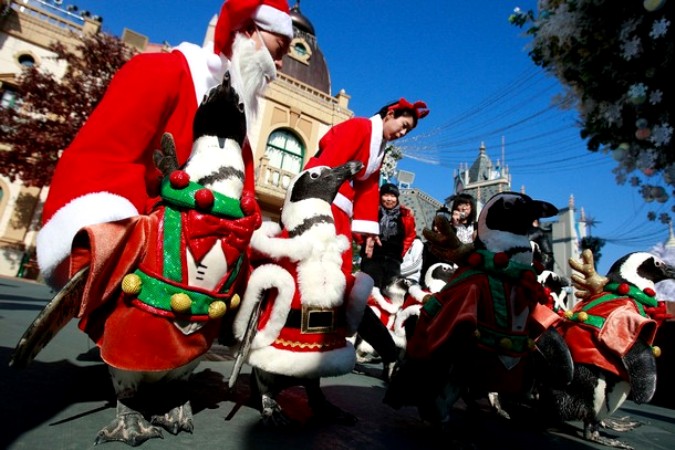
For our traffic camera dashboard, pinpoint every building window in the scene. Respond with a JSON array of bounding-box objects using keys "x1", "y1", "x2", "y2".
[
  {"x1": 264, "y1": 129, "x2": 304, "y2": 176},
  {"x1": 288, "y1": 37, "x2": 312, "y2": 65},
  {"x1": 1, "y1": 89, "x2": 19, "y2": 109},
  {"x1": 17, "y1": 53, "x2": 35, "y2": 68}
]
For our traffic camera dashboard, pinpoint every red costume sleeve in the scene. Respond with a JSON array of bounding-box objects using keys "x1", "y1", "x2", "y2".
[{"x1": 43, "y1": 51, "x2": 198, "y2": 224}]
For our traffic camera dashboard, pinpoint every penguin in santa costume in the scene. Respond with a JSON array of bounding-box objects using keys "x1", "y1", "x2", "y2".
[
  {"x1": 537, "y1": 251, "x2": 675, "y2": 448},
  {"x1": 394, "y1": 262, "x2": 456, "y2": 341},
  {"x1": 11, "y1": 67, "x2": 254, "y2": 446},
  {"x1": 232, "y1": 161, "x2": 373, "y2": 426},
  {"x1": 384, "y1": 192, "x2": 574, "y2": 427},
  {"x1": 37, "y1": 0, "x2": 294, "y2": 289}
]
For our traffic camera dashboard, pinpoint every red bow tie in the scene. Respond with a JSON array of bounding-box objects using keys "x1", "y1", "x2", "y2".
[{"x1": 184, "y1": 210, "x2": 250, "y2": 264}]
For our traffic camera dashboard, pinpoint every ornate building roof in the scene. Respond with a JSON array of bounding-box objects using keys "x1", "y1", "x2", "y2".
[{"x1": 279, "y1": 2, "x2": 331, "y2": 94}]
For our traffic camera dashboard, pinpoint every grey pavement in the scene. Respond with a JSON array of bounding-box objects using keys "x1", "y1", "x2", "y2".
[{"x1": 2, "y1": 275, "x2": 675, "y2": 450}]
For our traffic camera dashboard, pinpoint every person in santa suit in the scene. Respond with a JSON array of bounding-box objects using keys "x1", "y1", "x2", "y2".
[
  {"x1": 36, "y1": 0, "x2": 294, "y2": 289},
  {"x1": 303, "y1": 98, "x2": 429, "y2": 274}
]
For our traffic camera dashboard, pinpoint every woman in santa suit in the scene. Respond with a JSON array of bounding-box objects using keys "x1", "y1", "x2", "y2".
[
  {"x1": 303, "y1": 98, "x2": 429, "y2": 273},
  {"x1": 36, "y1": 0, "x2": 294, "y2": 289}
]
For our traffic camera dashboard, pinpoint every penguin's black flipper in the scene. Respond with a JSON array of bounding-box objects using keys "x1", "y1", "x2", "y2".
[
  {"x1": 623, "y1": 338, "x2": 657, "y2": 404},
  {"x1": 533, "y1": 327, "x2": 574, "y2": 389}
]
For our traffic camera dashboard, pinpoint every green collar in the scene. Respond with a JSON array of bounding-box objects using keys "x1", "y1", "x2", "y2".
[
  {"x1": 473, "y1": 249, "x2": 537, "y2": 280},
  {"x1": 605, "y1": 282, "x2": 658, "y2": 307},
  {"x1": 160, "y1": 178, "x2": 244, "y2": 219}
]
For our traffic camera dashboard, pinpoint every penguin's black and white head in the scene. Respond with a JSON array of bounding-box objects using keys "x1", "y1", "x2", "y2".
[
  {"x1": 193, "y1": 72, "x2": 246, "y2": 146},
  {"x1": 606, "y1": 252, "x2": 675, "y2": 292},
  {"x1": 537, "y1": 270, "x2": 569, "y2": 293},
  {"x1": 184, "y1": 73, "x2": 247, "y2": 199},
  {"x1": 475, "y1": 192, "x2": 558, "y2": 265},
  {"x1": 424, "y1": 262, "x2": 455, "y2": 292},
  {"x1": 282, "y1": 161, "x2": 363, "y2": 235}
]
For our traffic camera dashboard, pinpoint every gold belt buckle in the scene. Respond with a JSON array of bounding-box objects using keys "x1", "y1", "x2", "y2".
[{"x1": 301, "y1": 305, "x2": 335, "y2": 334}]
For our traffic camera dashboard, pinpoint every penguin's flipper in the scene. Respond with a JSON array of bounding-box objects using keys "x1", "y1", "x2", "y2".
[
  {"x1": 533, "y1": 327, "x2": 574, "y2": 388},
  {"x1": 9, "y1": 266, "x2": 89, "y2": 368},
  {"x1": 623, "y1": 338, "x2": 657, "y2": 404}
]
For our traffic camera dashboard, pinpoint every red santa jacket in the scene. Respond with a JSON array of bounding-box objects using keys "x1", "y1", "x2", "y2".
[
  {"x1": 555, "y1": 283, "x2": 659, "y2": 379},
  {"x1": 304, "y1": 116, "x2": 386, "y2": 239},
  {"x1": 37, "y1": 42, "x2": 256, "y2": 287},
  {"x1": 233, "y1": 224, "x2": 371, "y2": 379}
]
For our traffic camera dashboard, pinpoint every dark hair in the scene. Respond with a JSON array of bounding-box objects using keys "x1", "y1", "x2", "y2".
[
  {"x1": 377, "y1": 101, "x2": 419, "y2": 128},
  {"x1": 450, "y1": 193, "x2": 477, "y2": 224}
]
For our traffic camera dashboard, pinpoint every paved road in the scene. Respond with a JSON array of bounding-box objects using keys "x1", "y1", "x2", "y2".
[{"x1": 1, "y1": 276, "x2": 674, "y2": 450}]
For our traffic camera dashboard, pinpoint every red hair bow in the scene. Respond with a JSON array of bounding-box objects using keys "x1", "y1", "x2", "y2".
[{"x1": 388, "y1": 98, "x2": 430, "y2": 119}]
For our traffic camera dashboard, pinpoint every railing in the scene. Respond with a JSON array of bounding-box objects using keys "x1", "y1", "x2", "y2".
[
  {"x1": 255, "y1": 156, "x2": 295, "y2": 198},
  {"x1": 12, "y1": 0, "x2": 85, "y2": 34}
]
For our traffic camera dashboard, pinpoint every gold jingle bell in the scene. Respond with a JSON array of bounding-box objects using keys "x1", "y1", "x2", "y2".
[
  {"x1": 473, "y1": 329, "x2": 481, "y2": 339},
  {"x1": 209, "y1": 301, "x2": 227, "y2": 319},
  {"x1": 653, "y1": 346, "x2": 662, "y2": 358},
  {"x1": 229, "y1": 294, "x2": 240, "y2": 310},
  {"x1": 499, "y1": 337, "x2": 513, "y2": 350},
  {"x1": 577, "y1": 311, "x2": 589, "y2": 323},
  {"x1": 170, "y1": 293, "x2": 192, "y2": 314},
  {"x1": 528, "y1": 338, "x2": 536, "y2": 350},
  {"x1": 122, "y1": 273, "x2": 142, "y2": 295},
  {"x1": 564, "y1": 310, "x2": 573, "y2": 320}
]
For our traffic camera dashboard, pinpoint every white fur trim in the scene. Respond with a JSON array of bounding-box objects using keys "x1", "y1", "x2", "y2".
[
  {"x1": 369, "y1": 287, "x2": 399, "y2": 314},
  {"x1": 253, "y1": 4, "x2": 293, "y2": 40},
  {"x1": 36, "y1": 192, "x2": 138, "y2": 284},
  {"x1": 355, "y1": 115, "x2": 385, "y2": 181},
  {"x1": 333, "y1": 192, "x2": 353, "y2": 217},
  {"x1": 407, "y1": 284, "x2": 428, "y2": 303},
  {"x1": 345, "y1": 272, "x2": 373, "y2": 335},
  {"x1": 394, "y1": 304, "x2": 422, "y2": 337},
  {"x1": 247, "y1": 342, "x2": 356, "y2": 378},
  {"x1": 352, "y1": 219, "x2": 379, "y2": 235},
  {"x1": 233, "y1": 264, "x2": 294, "y2": 349},
  {"x1": 174, "y1": 42, "x2": 227, "y2": 105},
  {"x1": 250, "y1": 226, "x2": 313, "y2": 261}
]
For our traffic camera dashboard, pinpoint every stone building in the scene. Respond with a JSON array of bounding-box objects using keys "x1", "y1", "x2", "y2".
[{"x1": 0, "y1": 0, "x2": 353, "y2": 278}]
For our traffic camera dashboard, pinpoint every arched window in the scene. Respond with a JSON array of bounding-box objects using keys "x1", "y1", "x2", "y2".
[
  {"x1": 18, "y1": 53, "x2": 35, "y2": 68},
  {"x1": 264, "y1": 129, "x2": 304, "y2": 175}
]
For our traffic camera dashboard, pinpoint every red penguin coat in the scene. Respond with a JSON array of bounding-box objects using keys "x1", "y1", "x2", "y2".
[
  {"x1": 71, "y1": 180, "x2": 255, "y2": 372},
  {"x1": 406, "y1": 250, "x2": 562, "y2": 394},
  {"x1": 555, "y1": 283, "x2": 659, "y2": 379}
]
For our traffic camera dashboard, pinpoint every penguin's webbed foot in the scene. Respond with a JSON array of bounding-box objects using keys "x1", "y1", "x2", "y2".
[
  {"x1": 310, "y1": 399, "x2": 358, "y2": 426},
  {"x1": 601, "y1": 416, "x2": 641, "y2": 432},
  {"x1": 584, "y1": 421, "x2": 635, "y2": 449},
  {"x1": 95, "y1": 402, "x2": 163, "y2": 446},
  {"x1": 260, "y1": 394, "x2": 295, "y2": 427},
  {"x1": 150, "y1": 400, "x2": 194, "y2": 435}
]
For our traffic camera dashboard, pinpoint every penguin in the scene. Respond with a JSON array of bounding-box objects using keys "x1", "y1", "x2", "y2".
[
  {"x1": 232, "y1": 161, "x2": 373, "y2": 426},
  {"x1": 394, "y1": 262, "x2": 456, "y2": 342},
  {"x1": 354, "y1": 276, "x2": 416, "y2": 363},
  {"x1": 11, "y1": 72, "x2": 257, "y2": 446},
  {"x1": 538, "y1": 269, "x2": 571, "y2": 313},
  {"x1": 384, "y1": 192, "x2": 573, "y2": 427},
  {"x1": 538, "y1": 251, "x2": 675, "y2": 448}
]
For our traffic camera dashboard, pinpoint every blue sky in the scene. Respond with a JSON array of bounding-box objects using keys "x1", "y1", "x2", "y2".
[{"x1": 62, "y1": 0, "x2": 672, "y2": 275}]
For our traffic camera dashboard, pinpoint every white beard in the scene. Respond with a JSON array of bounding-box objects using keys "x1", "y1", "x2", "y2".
[{"x1": 229, "y1": 33, "x2": 277, "y2": 130}]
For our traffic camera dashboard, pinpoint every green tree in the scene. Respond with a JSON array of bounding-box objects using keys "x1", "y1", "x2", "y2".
[
  {"x1": 580, "y1": 236, "x2": 606, "y2": 266},
  {"x1": 0, "y1": 32, "x2": 133, "y2": 187},
  {"x1": 510, "y1": 2, "x2": 674, "y2": 224}
]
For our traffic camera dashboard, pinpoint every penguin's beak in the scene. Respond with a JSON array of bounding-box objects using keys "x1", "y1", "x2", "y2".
[
  {"x1": 328, "y1": 161, "x2": 364, "y2": 185},
  {"x1": 532, "y1": 200, "x2": 558, "y2": 219},
  {"x1": 662, "y1": 263, "x2": 675, "y2": 281}
]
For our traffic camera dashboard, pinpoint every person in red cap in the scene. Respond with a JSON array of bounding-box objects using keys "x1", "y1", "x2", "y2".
[
  {"x1": 37, "y1": 0, "x2": 294, "y2": 289},
  {"x1": 304, "y1": 98, "x2": 429, "y2": 274}
]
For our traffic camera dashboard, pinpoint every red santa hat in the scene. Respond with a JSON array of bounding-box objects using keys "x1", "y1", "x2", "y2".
[{"x1": 214, "y1": 0, "x2": 294, "y2": 56}]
